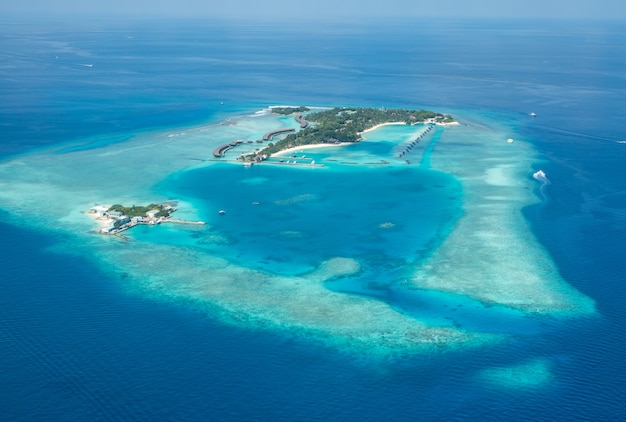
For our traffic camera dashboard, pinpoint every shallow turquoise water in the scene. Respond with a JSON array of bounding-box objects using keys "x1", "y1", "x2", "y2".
[
  {"x1": 152, "y1": 162, "x2": 462, "y2": 276},
  {"x1": 119, "y1": 123, "x2": 564, "y2": 336}
]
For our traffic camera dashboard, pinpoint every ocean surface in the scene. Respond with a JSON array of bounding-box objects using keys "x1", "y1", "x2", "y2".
[{"x1": 1, "y1": 17, "x2": 626, "y2": 420}]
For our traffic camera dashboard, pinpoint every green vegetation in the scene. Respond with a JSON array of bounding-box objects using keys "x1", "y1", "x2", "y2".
[
  {"x1": 443, "y1": 115, "x2": 455, "y2": 123},
  {"x1": 243, "y1": 107, "x2": 454, "y2": 160},
  {"x1": 108, "y1": 203, "x2": 174, "y2": 218},
  {"x1": 271, "y1": 106, "x2": 310, "y2": 115}
]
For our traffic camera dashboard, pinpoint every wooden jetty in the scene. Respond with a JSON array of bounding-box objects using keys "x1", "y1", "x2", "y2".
[
  {"x1": 295, "y1": 114, "x2": 309, "y2": 128},
  {"x1": 398, "y1": 124, "x2": 434, "y2": 158},
  {"x1": 262, "y1": 128, "x2": 296, "y2": 141},
  {"x1": 213, "y1": 140, "x2": 244, "y2": 158}
]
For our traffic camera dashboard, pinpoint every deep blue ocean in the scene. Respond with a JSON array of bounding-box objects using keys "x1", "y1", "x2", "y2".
[{"x1": 2, "y1": 17, "x2": 626, "y2": 420}]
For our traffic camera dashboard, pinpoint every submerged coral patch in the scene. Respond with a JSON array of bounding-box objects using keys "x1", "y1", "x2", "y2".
[
  {"x1": 478, "y1": 359, "x2": 554, "y2": 390},
  {"x1": 411, "y1": 123, "x2": 595, "y2": 315}
]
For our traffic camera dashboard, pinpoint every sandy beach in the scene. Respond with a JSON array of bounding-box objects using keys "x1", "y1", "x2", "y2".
[
  {"x1": 86, "y1": 207, "x2": 115, "y2": 230},
  {"x1": 358, "y1": 121, "x2": 406, "y2": 135},
  {"x1": 273, "y1": 142, "x2": 353, "y2": 157},
  {"x1": 357, "y1": 119, "x2": 460, "y2": 135},
  {"x1": 273, "y1": 122, "x2": 410, "y2": 157}
]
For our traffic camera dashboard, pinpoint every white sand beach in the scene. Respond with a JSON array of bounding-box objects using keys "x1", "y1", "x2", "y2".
[
  {"x1": 358, "y1": 121, "x2": 406, "y2": 135},
  {"x1": 273, "y1": 142, "x2": 352, "y2": 156}
]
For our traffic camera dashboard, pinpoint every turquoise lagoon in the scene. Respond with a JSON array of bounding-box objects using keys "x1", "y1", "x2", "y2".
[{"x1": 0, "y1": 108, "x2": 595, "y2": 355}]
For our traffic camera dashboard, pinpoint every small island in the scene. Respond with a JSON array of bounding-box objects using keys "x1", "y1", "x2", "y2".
[
  {"x1": 241, "y1": 107, "x2": 455, "y2": 163},
  {"x1": 89, "y1": 203, "x2": 205, "y2": 236},
  {"x1": 270, "y1": 106, "x2": 310, "y2": 115}
]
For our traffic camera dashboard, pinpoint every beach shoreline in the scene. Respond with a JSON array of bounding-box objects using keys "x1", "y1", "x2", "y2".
[
  {"x1": 358, "y1": 121, "x2": 406, "y2": 135},
  {"x1": 273, "y1": 121, "x2": 419, "y2": 157},
  {"x1": 358, "y1": 120, "x2": 459, "y2": 137},
  {"x1": 272, "y1": 142, "x2": 353, "y2": 157}
]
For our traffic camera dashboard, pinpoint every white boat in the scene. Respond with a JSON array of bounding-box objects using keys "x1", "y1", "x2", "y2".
[
  {"x1": 219, "y1": 210, "x2": 226, "y2": 215},
  {"x1": 529, "y1": 112, "x2": 537, "y2": 117},
  {"x1": 533, "y1": 170, "x2": 549, "y2": 184}
]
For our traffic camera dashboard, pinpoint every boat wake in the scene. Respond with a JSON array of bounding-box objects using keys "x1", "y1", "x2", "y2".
[{"x1": 533, "y1": 170, "x2": 551, "y2": 200}]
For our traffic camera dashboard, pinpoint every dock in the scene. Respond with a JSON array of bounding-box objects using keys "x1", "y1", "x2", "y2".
[
  {"x1": 213, "y1": 140, "x2": 244, "y2": 158},
  {"x1": 262, "y1": 128, "x2": 296, "y2": 141},
  {"x1": 398, "y1": 124, "x2": 434, "y2": 159},
  {"x1": 267, "y1": 160, "x2": 324, "y2": 167},
  {"x1": 162, "y1": 219, "x2": 206, "y2": 225},
  {"x1": 295, "y1": 114, "x2": 309, "y2": 128},
  {"x1": 99, "y1": 217, "x2": 206, "y2": 236}
]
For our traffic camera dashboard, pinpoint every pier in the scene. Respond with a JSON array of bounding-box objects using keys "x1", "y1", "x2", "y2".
[
  {"x1": 398, "y1": 125, "x2": 434, "y2": 159},
  {"x1": 269, "y1": 160, "x2": 324, "y2": 167},
  {"x1": 163, "y1": 219, "x2": 206, "y2": 225},
  {"x1": 262, "y1": 128, "x2": 296, "y2": 141},
  {"x1": 213, "y1": 140, "x2": 244, "y2": 158},
  {"x1": 100, "y1": 217, "x2": 206, "y2": 236},
  {"x1": 295, "y1": 114, "x2": 309, "y2": 128}
]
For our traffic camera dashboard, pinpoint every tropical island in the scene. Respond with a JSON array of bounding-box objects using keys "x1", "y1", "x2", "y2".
[
  {"x1": 241, "y1": 107, "x2": 455, "y2": 162},
  {"x1": 89, "y1": 203, "x2": 205, "y2": 235}
]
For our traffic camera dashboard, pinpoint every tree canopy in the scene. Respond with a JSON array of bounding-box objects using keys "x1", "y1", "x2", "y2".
[
  {"x1": 271, "y1": 106, "x2": 310, "y2": 115},
  {"x1": 108, "y1": 203, "x2": 173, "y2": 218},
  {"x1": 244, "y1": 107, "x2": 453, "y2": 160}
]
